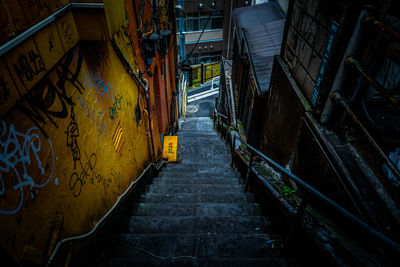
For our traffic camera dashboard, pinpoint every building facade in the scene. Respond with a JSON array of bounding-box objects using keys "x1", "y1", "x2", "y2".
[
  {"x1": 220, "y1": 0, "x2": 400, "y2": 264},
  {"x1": 178, "y1": 0, "x2": 249, "y2": 65}
]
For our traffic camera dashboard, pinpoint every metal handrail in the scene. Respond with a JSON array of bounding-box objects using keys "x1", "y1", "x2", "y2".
[{"x1": 213, "y1": 111, "x2": 400, "y2": 256}]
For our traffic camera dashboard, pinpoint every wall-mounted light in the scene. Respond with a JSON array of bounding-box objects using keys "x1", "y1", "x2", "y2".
[
  {"x1": 198, "y1": 46, "x2": 202, "y2": 50},
  {"x1": 174, "y1": 5, "x2": 184, "y2": 17},
  {"x1": 204, "y1": 45, "x2": 208, "y2": 50},
  {"x1": 210, "y1": 45, "x2": 214, "y2": 49},
  {"x1": 199, "y1": 2, "x2": 216, "y2": 10}
]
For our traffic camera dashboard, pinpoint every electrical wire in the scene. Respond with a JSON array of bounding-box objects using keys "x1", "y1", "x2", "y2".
[
  {"x1": 133, "y1": 247, "x2": 197, "y2": 261},
  {"x1": 181, "y1": 0, "x2": 218, "y2": 65}
]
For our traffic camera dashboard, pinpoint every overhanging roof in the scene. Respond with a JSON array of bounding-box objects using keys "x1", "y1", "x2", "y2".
[{"x1": 234, "y1": 2, "x2": 285, "y2": 95}]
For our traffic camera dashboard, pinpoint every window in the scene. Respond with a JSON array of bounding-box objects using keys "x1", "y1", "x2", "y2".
[
  {"x1": 185, "y1": 11, "x2": 223, "y2": 32},
  {"x1": 187, "y1": 52, "x2": 221, "y2": 65}
]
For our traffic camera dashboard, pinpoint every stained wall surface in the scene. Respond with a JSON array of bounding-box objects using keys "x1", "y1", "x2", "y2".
[{"x1": 0, "y1": 0, "x2": 177, "y2": 264}]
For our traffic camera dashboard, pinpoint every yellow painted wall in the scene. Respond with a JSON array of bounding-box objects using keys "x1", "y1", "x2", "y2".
[
  {"x1": 0, "y1": 39, "x2": 153, "y2": 264},
  {"x1": 0, "y1": 0, "x2": 104, "y2": 46},
  {"x1": 0, "y1": 0, "x2": 177, "y2": 264}
]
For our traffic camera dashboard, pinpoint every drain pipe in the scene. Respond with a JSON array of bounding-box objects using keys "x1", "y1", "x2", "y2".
[
  {"x1": 110, "y1": 38, "x2": 156, "y2": 161},
  {"x1": 320, "y1": 9, "x2": 368, "y2": 124},
  {"x1": 142, "y1": 77, "x2": 157, "y2": 162},
  {"x1": 228, "y1": 77, "x2": 237, "y2": 127},
  {"x1": 226, "y1": 0, "x2": 233, "y2": 59}
]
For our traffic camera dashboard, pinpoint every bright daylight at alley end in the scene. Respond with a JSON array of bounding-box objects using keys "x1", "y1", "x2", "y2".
[{"x1": 1, "y1": 0, "x2": 400, "y2": 266}]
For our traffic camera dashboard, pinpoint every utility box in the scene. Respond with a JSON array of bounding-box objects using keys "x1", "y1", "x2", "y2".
[{"x1": 162, "y1": 136, "x2": 179, "y2": 162}]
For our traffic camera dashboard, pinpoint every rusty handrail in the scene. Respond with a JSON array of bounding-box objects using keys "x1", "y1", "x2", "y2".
[
  {"x1": 332, "y1": 92, "x2": 400, "y2": 180},
  {"x1": 364, "y1": 16, "x2": 400, "y2": 42},
  {"x1": 346, "y1": 57, "x2": 400, "y2": 112},
  {"x1": 213, "y1": 112, "x2": 400, "y2": 257}
]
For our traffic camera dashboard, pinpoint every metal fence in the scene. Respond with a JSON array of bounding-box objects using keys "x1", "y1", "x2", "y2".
[{"x1": 188, "y1": 62, "x2": 221, "y2": 88}]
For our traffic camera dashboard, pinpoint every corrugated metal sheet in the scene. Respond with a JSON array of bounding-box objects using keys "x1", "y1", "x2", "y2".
[{"x1": 234, "y1": 2, "x2": 285, "y2": 94}]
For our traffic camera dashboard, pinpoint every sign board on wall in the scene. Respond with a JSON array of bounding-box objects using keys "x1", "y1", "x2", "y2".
[{"x1": 162, "y1": 136, "x2": 178, "y2": 162}]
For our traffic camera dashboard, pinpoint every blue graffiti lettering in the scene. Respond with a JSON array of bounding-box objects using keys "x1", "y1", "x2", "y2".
[
  {"x1": 81, "y1": 69, "x2": 115, "y2": 101},
  {"x1": 77, "y1": 95, "x2": 107, "y2": 136},
  {"x1": 109, "y1": 94, "x2": 122, "y2": 120},
  {"x1": 0, "y1": 121, "x2": 54, "y2": 215}
]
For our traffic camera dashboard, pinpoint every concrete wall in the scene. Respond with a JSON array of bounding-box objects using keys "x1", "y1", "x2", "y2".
[
  {"x1": 0, "y1": 0, "x2": 177, "y2": 264},
  {"x1": 281, "y1": 0, "x2": 355, "y2": 111}
]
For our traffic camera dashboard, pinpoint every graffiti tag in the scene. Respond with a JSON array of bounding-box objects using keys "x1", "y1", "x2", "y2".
[
  {"x1": 0, "y1": 121, "x2": 54, "y2": 215},
  {"x1": 68, "y1": 152, "x2": 113, "y2": 198},
  {"x1": 18, "y1": 49, "x2": 84, "y2": 138},
  {"x1": 13, "y1": 49, "x2": 45, "y2": 87},
  {"x1": 109, "y1": 94, "x2": 122, "y2": 120},
  {"x1": 65, "y1": 106, "x2": 80, "y2": 169},
  {"x1": 77, "y1": 95, "x2": 107, "y2": 137}
]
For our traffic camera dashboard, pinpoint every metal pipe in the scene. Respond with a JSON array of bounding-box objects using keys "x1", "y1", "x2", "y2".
[
  {"x1": 229, "y1": 77, "x2": 237, "y2": 127},
  {"x1": 229, "y1": 128, "x2": 400, "y2": 255},
  {"x1": 231, "y1": 135, "x2": 236, "y2": 168},
  {"x1": 226, "y1": 0, "x2": 233, "y2": 58},
  {"x1": 345, "y1": 57, "x2": 400, "y2": 112},
  {"x1": 244, "y1": 152, "x2": 254, "y2": 192},
  {"x1": 110, "y1": 38, "x2": 156, "y2": 162},
  {"x1": 283, "y1": 195, "x2": 310, "y2": 248},
  {"x1": 320, "y1": 9, "x2": 368, "y2": 124},
  {"x1": 365, "y1": 16, "x2": 400, "y2": 42},
  {"x1": 143, "y1": 78, "x2": 156, "y2": 162},
  {"x1": 332, "y1": 92, "x2": 400, "y2": 179}
]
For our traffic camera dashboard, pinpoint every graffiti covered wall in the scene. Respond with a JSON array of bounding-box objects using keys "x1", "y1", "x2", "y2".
[
  {"x1": 0, "y1": 39, "x2": 153, "y2": 264},
  {"x1": 0, "y1": 0, "x2": 177, "y2": 264}
]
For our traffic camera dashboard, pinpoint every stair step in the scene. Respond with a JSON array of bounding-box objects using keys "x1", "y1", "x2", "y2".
[
  {"x1": 128, "y1": 216, "x2": 270, "y2": 234},
  {"x1": 177, "y1": 131, "x2": 219, "y2": 137},
  {"x1": 133, "y1": 203, "x2": 261, "y2": 217},
  {"x1": 104, "y1": 257, "x2": 285, "y2": 267},
  {"x1": 147, "y1": 184, "x2": 244, "y2": 194},
  {"x1": 157, "y1": 173, "x2": 240, "y2": 180},
  {"x1": 140, "y1": 193, "x2": 256, "y2": 204},
  {"x1": 158, "y1": 169, "x2": 238, "y2": 177},
  {"x1": 152, "y1": 177, "x2": 241, "y2": 185},
  {"x1": 109, "y1": 233, "x2": 280, "y2": 259},
  {"x1": 161, "y1": 165, "x2": 236, "y2": 170}
]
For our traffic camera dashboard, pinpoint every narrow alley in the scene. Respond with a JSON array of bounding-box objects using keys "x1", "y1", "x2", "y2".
[
  {"x1": 1, "y1": 0, "x2": 400, "y2": 266},
  {"x1": 76, "y1": 117, "x2": 288, "y2": 266}
]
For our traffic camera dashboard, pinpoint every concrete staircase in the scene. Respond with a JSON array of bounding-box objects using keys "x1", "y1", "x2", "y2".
[{"x1": 99, "y1": 117, "x2": 287, "y2": 266}]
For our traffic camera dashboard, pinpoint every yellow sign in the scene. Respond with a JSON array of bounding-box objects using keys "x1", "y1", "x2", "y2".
[{"x1": 163, "y1": 136, "x2": 178, "y2": 162}]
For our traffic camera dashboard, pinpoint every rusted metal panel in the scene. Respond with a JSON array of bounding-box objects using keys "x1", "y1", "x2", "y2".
[{"x1": 233, "y1": 2, "x2": 285, "y2": 94}]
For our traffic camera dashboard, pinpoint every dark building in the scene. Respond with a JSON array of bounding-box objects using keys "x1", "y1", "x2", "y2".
[
  {"x1": 220, "y1": 0, "x2": 400, "y2": 264},
  {"x1": 177, "y1": 0, "x2": 226, "y2": 65}
]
